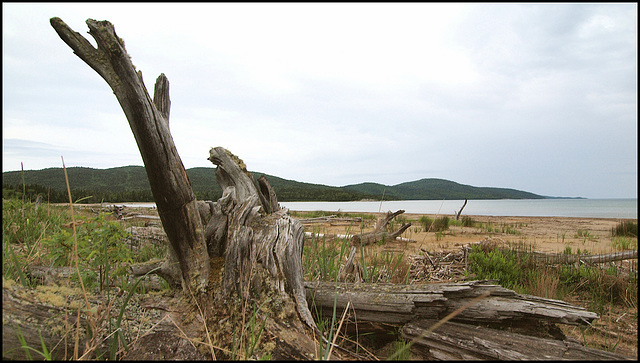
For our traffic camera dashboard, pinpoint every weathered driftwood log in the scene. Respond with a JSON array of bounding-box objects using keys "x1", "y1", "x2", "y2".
[
  {"x1": 2, "y1": 280, "x2": 209, "y2": 361},
  {"x1": 401, "y1": 318, "x2": 632, "y2": 360},
  {"x1": 304, "y1": 280, "x2": 598, "y2": 326},
  {"x1": 305, "y1": 231, "x2": 416, "y2": 242},
  {"x1": 304, "y1": 280, "x2": 629, "y2": 360},
  {"x1": 527, "y1": 249, "x2": 638, "y2": 265},
  {"x1": 298, "y1": 215, "x2": 363, "y2": 224},
  {"x1": 351, "y1": 209, "x2": 412, "y2": 246},
  {"x1": 3, "y1": 281, "x2": 82, "y2": 360}
]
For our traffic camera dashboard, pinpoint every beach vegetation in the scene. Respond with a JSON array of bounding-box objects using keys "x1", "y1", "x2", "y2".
[
  {"x1": 611, "y1": 236, "x2": 637, "y2": 251},
  {"x1": 466, "y1": 244, "x2": 637, "y2": 316},
  {"x1": 461, "y1": 215, "x2": 477, "y2": 227},
  {"x1": 419, "y1": 215, "x2": 450, "y2": 232},
  {"x1": 611, "y1": 220, "x2": 637, "y2": 237},
  {"x1": 3, "y1": 192, "x2": 170, "y2": 359}
]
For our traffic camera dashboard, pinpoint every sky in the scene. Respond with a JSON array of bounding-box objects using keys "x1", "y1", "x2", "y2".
[{"x1": 2, "y1": 3, "x2": 637, "y2": 199}]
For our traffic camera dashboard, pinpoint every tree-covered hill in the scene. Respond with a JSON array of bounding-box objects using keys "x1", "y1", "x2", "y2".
[
  {"x1": 2, "y1": 166, "x2": 381, "y2": 203},
  {"x1": 3, "y1": 166, "x2": 546, "y2": 203},
  {"x1": 344, "y1": 178, "x2": 545, "y2": 200}
]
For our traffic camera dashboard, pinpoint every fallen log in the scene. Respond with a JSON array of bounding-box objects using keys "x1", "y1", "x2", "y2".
[
  {"x1": 3, "y1": 280, "x2": 82, "y2": 360},
  {"x1": 401, "y1": 318, "x2": 632, "y2": 360},
  {"x1": 2, "y1": 279, "x2": 208, "y2": 361},
  {"x1": 527, "y1": 249, "x2": 638, "y2": 265},
  {"x1": 304, "y1": 280, "x2": 598, "y2": 326},
  {"x1": 305, "y1": 231, "x2": 415, "y2": 243},
  {"x1": 304, "y1": 280, "x2": 630, "y2": 360}
]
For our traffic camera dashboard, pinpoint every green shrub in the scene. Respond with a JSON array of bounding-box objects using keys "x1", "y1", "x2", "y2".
[
  {"x1": 461, "y1": 216, "x2": 476, "y2": 227},
  {"x1": 612, "y1": 221, "x2": 637, "y2": 237},
  {"x1": 559, "y1": 263, "x2": 634, "y2": 315},
  {"x1": 420, "y1": 216, "x2": 450, "y2": 232},
  {"x1": 611, "y1": 236, "x2": 637, "y2": 251},
  {"x1": 466, "y1": 246, "x2": 528, "y2": 292}
]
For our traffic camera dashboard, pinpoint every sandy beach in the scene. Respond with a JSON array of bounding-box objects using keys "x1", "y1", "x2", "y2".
[{"x1": 298, "y1": 212, "x2": 637, "y2": 255}]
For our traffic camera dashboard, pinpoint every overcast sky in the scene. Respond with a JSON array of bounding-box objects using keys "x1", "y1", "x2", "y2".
[{"x1": 3, "y1": 3, "x2": 637, "y2": 199}]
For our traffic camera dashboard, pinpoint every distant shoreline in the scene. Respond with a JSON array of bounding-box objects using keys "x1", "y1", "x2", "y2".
[{"x1": 60, "y1": 199, "x2": 638, "y2": 220}]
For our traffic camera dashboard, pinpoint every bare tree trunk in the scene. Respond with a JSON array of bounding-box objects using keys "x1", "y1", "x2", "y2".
[
  {"x1": 49, "y1": 17, "x2": 319, "y2": 358},
  {"x1": 50, "y1": 17, "x2": 208, "y2": 294},
  {"x1": 456, "y1": 198, "x2": 468, "y2": 220}
]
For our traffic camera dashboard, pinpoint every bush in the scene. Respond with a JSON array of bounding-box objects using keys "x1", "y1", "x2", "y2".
[
  {"x1": 461, "y1": 215, "x2": 476, "y2": 227},
  {"x1": 612, "y1": 220, "x2": 637, "y2": 237},
  {"x1": 420, "y1": 216, "x2": 450, "y2": 232},
  {"x1": 466, "y1": 246, "x2": 529, "y2": 292}
]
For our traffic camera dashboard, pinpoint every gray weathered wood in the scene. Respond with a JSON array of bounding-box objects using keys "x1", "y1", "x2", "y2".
[
  {"x1": 206, "y1": 147, "x2": 316, "y2": 329},
  {"x1": 528, "y1": 249, "x2": 638, "y2": 265},
  {"x1": 49, "y1": 18, "x2": 319, "y2": 357},
  {"x1": 351, "y1": 209, "x2": 412, "y2": 246},
  {"x1": 304, "y1": 280, "x2": 598, "y2": 326},
  {"x1": 50, "y1": 17, "x2": 209, "y2": 294},
  {"x1": 401, "y1": 318, "x2": 632, "y2": 360}
]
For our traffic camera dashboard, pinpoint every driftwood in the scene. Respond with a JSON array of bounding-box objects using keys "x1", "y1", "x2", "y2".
[
  {"x1": 3, "y1": 281, "x2": 83, "y2": 360},
  {"x1": 456, "y1": 198, "x2": 468, "y2": 220},
  {"x1": 48, "y1": 17, "x2": 319, "y2": 359},
  {"x1": 337, "y1": 247, "x2": 362, "y2": 282},
  {"x1": 305, "y1": 280, "x2": 598, "y2": 326},
  {"x1": 350, "y1": 210, "x2": 412, "y2": 246},
  {"x1": 305, "y1": 231, "x2": 416, "y2": 243},
  {"x1": 50, "y1": 17, "x2": 209, "y2": 294},
  {"x1": 401, "y1": 318, "x2": 632, "y2": 360},
  {"x1": 298, "y1": 215, "x2": 363, "y2": 226},
  {"x1": 304, "y1": 280, "x2": 633, "y2": 360},
  {"x1": 2, "y1": 280, "x2": 209, "y2": 361},
  {"x1": 527, "y1": 249, "x2": 638, "y2": 265}
]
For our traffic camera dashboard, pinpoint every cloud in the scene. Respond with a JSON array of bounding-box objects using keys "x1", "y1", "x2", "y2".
[{"x1": 2, "y1": 3, "x2": 637, "y2": 198}]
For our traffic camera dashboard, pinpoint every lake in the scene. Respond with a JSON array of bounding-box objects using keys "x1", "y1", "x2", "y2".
[
  {"x1": 280, "y1": 199, "x2": 638, "y2": 219},
  {"x1": 110, "y1": 198, "x2": 637, "y2": 219}
]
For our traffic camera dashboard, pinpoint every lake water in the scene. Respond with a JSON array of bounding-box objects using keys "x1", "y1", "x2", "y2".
[
  {"x1": 280, "y1": 199, "x2": 638, "y2": 219},
  {"x1": 110, "y1": 199, "x2": 637, "y2": 219}
]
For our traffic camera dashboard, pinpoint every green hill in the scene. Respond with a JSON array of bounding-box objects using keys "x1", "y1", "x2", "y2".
[
  {"x1": 3, "y1": 166, "x2": 546, "y2": 203},
  {"x1": 2, "y1": 166, "x2": 380, "y2": 203},
  {"x1": 344, "y1": 178, "x2": 545, "y2": 200}
]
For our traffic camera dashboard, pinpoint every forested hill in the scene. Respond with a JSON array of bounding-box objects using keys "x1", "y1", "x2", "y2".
[
  {"x1": 2, "y1": 166, "x2": 546, "y2": 203},
  {"x1": 343, "y1": 178, "x2": 545, "y2": 200}
]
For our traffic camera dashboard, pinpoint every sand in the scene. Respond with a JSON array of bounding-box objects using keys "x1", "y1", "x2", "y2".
[{"x1": 298, "y1": 212, "x2": 637, "y2": 255}]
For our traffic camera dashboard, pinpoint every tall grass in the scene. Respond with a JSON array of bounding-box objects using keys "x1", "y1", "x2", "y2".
[
  {"x1": 466, "y1": 244, "x2": 638, "y2": 315},
  {"x1": 612, "y1": 220, "x2": 637, "y2": 237},
  {"x1": 419, "y1": 215, "x2": 450, "y2": 232}
]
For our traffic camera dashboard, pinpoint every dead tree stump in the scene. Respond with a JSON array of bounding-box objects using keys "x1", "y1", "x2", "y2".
[{"x1": 48, "y1": 17, "x2": 318, "y2": 359}]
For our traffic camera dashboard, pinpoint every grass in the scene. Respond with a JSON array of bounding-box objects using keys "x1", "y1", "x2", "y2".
[
  {"x1": 2, "y1": 164, "x2": 169, "y2": 360},
  {"x1": 612, "y1": 220, "x2": 637, "y2": 237},
  {"x1": 6, "y1": 187, "x2": 636, "y2": 360},
  {"x1": 466, "y1": 243, "x2": 638, "y2": 316},
  {"x1": 419, "y1": 215, "x2": 450, "y2": 232}
]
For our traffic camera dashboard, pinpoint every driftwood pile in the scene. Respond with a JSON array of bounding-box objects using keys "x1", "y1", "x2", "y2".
[
  {"x1": 409, "y1": 248, "x2": 468, "y2": 282},
  {"x1": 305, "y1": 280, "x2": 631, "y2": 360}
]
